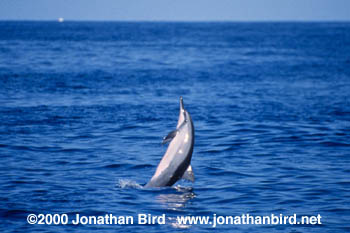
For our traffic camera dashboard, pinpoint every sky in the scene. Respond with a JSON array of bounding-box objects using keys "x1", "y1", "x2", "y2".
[{"x1": 0, "y1": 0, "x2": 349, "y2": 21}]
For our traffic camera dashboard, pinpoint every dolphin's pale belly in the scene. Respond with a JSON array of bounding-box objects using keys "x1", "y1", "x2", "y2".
[{"x1": 146, "y1": 122, "x2": 194, "y2": 187}]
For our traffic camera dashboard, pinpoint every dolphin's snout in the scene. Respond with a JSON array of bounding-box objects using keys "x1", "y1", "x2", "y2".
[{"x1": 180, "y1": 96, "x2": 184, "y2": 111}]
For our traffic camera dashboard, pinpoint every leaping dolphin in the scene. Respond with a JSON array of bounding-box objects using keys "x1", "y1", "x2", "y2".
[{"x1": 145, "y1": 97, "x2": 195, "y2": 188}]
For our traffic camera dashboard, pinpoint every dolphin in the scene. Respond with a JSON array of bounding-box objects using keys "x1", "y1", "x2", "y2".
[{"x1": 145, "y1": 97, "x2": 195, "y2": 188}]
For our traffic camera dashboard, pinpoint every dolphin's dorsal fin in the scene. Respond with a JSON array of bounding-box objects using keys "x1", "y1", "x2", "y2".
[
  {"x1": 162, "y1": 129, "x2": 178, "y2": 144},
  {"x1": 182, "y1": 165, "x2": 195, "y2": 182}
]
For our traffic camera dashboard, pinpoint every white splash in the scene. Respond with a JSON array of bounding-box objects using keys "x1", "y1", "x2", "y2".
[{"x1": 117, "y1": 179, "x2": 143, "y2": 189}]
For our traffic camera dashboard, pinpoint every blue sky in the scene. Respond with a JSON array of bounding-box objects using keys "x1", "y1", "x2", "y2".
[{"x1": 0, "y1": 0, "x2": 349, "y2": 21}]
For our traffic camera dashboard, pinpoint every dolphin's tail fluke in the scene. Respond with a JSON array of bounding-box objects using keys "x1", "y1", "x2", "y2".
[{"x1": 182, "y1": 165, "x2": 195, "y2": 182}]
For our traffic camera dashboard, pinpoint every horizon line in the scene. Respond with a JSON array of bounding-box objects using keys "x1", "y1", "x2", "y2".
[{"x1": 0, "y1": 19, "x2": 350, "y2": 23}]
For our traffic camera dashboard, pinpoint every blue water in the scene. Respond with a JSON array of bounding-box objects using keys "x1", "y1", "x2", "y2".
[{"x1": 0, "y1": 21, "x2": 349, "y2": 232}]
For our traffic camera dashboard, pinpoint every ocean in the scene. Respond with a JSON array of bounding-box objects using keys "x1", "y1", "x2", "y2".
[{"x1": 0, "y1": 21, "x2": 349, "y2": 232}]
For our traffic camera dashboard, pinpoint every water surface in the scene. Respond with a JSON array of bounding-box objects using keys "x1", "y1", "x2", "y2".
[{"x1": 0, "y1": 21, "x2": 349, "y2": 232}]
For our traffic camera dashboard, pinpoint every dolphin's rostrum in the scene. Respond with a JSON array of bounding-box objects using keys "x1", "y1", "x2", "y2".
[{"x1": 145, "y1": 97, "x2": 195, "y2": 187}]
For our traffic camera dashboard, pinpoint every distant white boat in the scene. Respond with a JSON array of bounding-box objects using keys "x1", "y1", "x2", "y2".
[{"x1": 58, "y1": 18, "x2": 64, "y2": 23}]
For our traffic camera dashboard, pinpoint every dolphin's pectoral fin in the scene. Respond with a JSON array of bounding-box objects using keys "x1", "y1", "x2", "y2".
[
  {"x1": 182, "y1": 165, "x2": 195, "y2": 182},
  {"x1": 162, "y1": 129, "x2": 178, "y2": 144}
]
